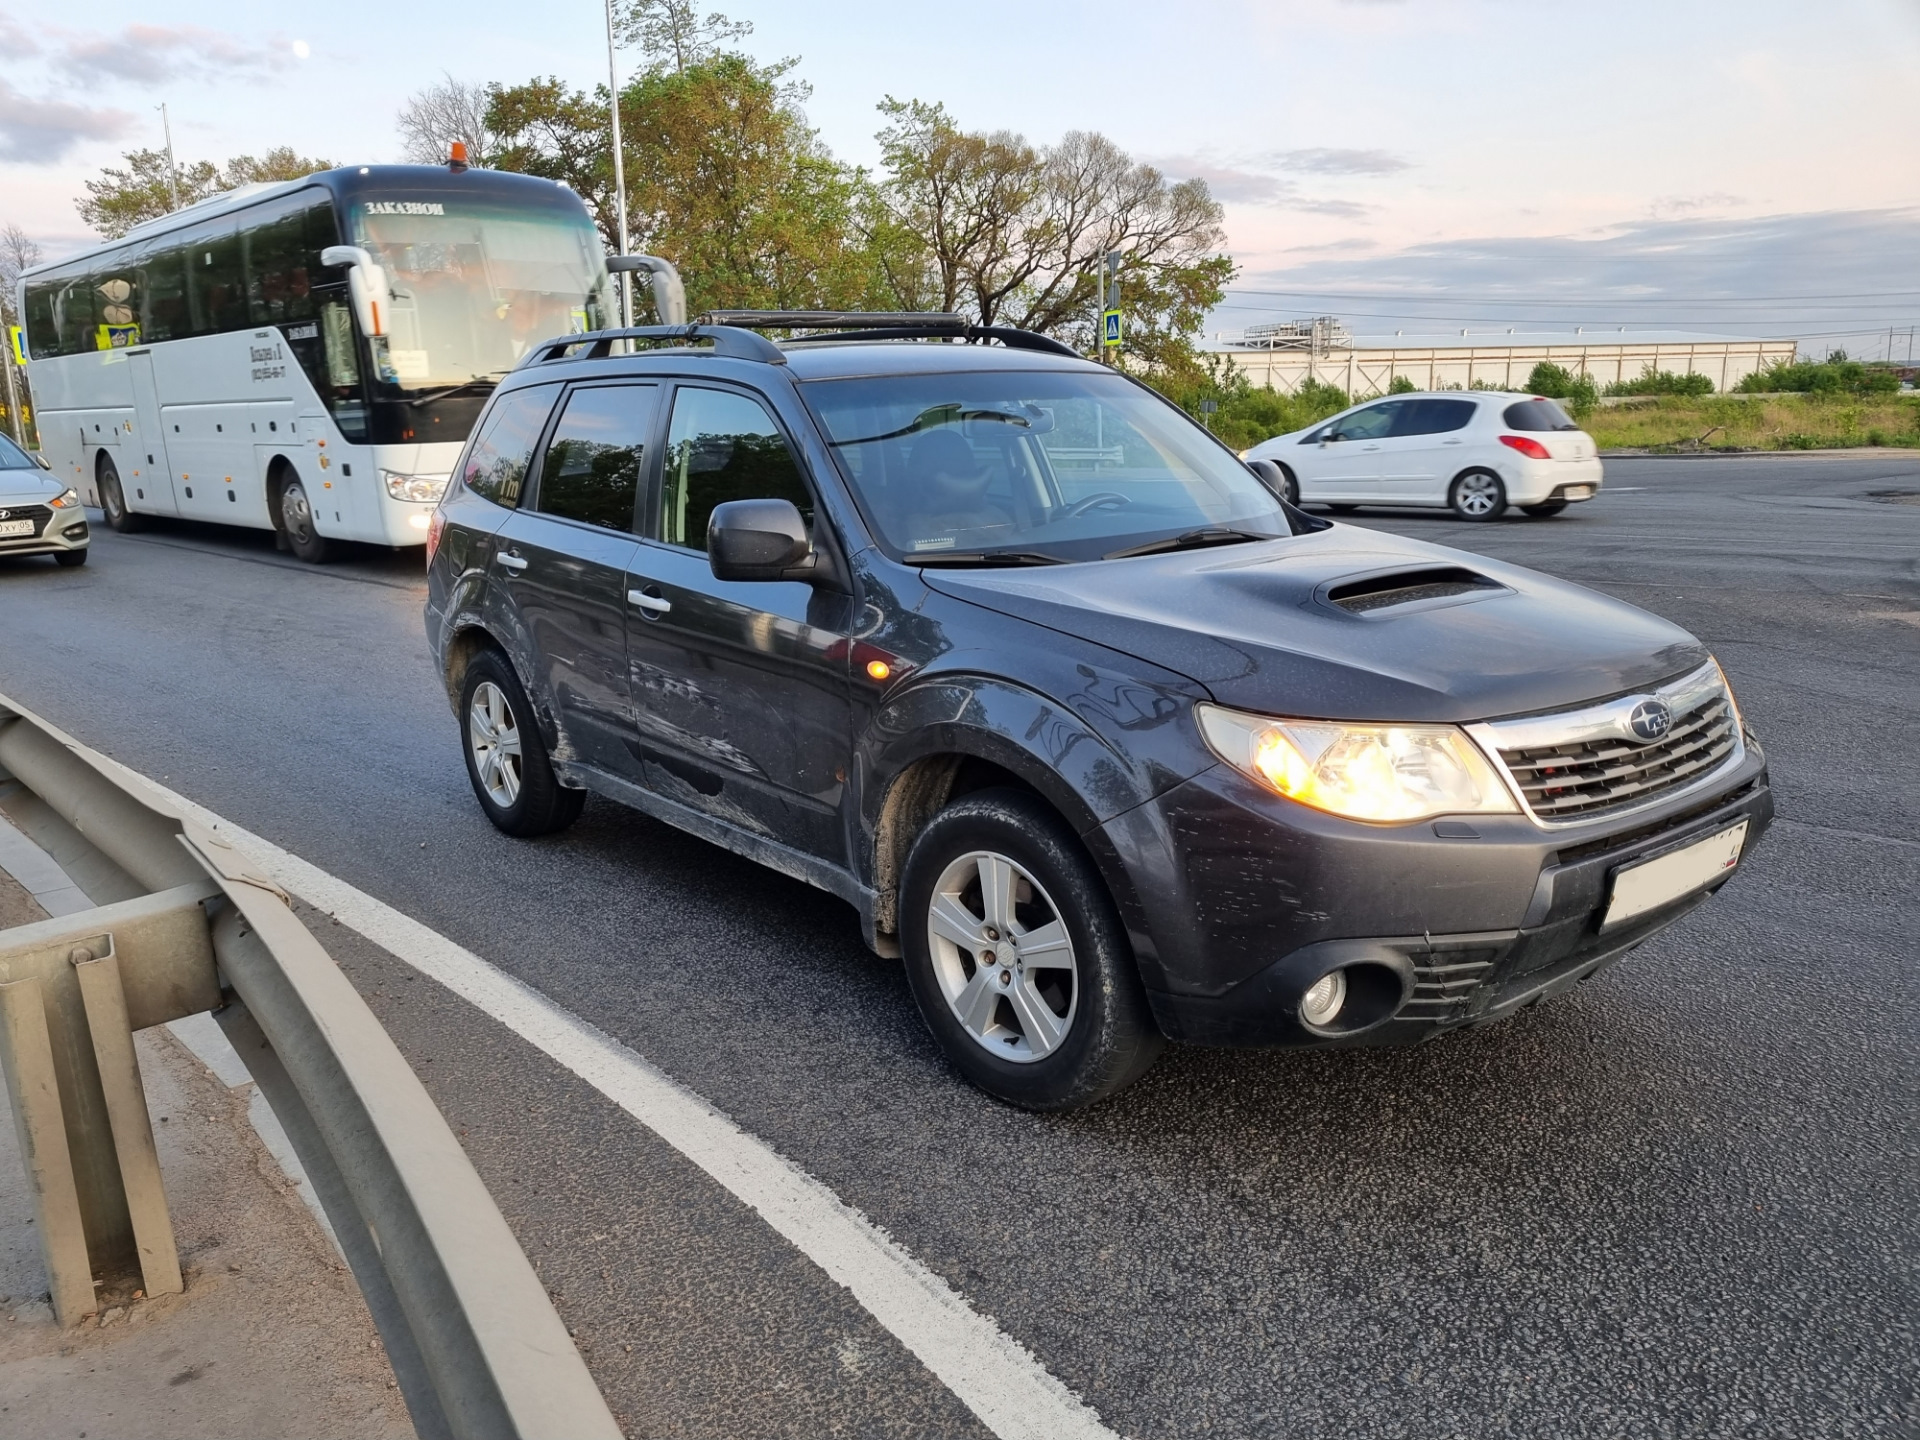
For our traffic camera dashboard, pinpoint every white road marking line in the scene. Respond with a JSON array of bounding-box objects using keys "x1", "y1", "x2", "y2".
[{"x1": 110, "y1": 766, "x2": 1119, "y2": 1440}]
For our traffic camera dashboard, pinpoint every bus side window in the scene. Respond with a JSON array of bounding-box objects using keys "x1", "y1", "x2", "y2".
[{"x1": 141, "y1": 244, "x2": 189, "y2": 343}]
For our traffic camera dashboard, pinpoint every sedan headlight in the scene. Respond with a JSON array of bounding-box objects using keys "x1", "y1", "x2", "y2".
[
  {"x1": 1197, "y1": 703, "x2": 1518, "y2": 822},
  {"x1": 49, "y1": 487, "x2": 81, "y2": 509},
  {"x1": 383, "y1": 470, "x2": 448, "y2": 503}
]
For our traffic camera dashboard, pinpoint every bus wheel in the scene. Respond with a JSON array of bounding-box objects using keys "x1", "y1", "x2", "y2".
[
  {"x1": 99, "y1": 457, "x2": 147, "y2": 533},
  {"x1": 275, "y1": 471, "x2": 331, "y2": 564}
]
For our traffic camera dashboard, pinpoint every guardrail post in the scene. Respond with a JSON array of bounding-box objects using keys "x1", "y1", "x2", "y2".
[{"x1": 0, "y1": 975, "x2": 97, "y2": 1325}]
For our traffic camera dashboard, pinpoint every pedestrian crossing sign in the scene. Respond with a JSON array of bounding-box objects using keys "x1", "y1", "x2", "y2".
[
  {"x1": 5, "y1": 325, "x2": 23, "y2": 366},
  {"x1": 1103, "y1": 309, "x2": 1122, "y2": 347}
]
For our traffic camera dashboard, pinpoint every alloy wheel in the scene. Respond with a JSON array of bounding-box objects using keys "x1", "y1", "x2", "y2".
[
  {"x1": 926, "y1": 849, "x2": 1078, "y2": 1063},
  {"x1": 1455, "y1": 472, "x2": 1502, "y2": 517},
  {"x1": 468, "y1": 680, "x2": 524, "y2": 808}
]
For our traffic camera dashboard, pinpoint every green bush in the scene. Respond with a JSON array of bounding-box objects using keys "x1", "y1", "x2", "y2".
[
  {"x1": 1153, "y1": 357, "x2": 1352, "y2": 451},
  {"x1": 1736, "y1": 353, "x2": 1901, "y2": 396},
  {"x1": 1522, "y1": 361, "x2": 1598, "y2": 411},
  {"x1": 1388, "y1": 374, "x2": 1417, "y2": 394},
  {"x1": 1606, "y1": 367, "x2": 1715, "y2": 397}
]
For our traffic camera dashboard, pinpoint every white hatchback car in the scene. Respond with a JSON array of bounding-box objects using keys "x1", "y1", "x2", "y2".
[{"x1": 1244, "y1": 392, "x2": 1603, "y2": 521}]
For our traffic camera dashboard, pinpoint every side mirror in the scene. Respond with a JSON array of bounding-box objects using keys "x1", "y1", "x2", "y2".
[
  {"x1": 1245, "y1": 458, "x2": 1286, "y2": 496},
  {"x1": 607, "y1": 254, "x2": 687, "y2": 326},
  {"x1": 33, "y1": 452, "x2": 52, "y2": 470},
  {"x1": 320, "y1": 245, "x2": 393, "y2": 339},
  {"x1": 708, "y1": 498, "x2": 812, "y2": 582}
]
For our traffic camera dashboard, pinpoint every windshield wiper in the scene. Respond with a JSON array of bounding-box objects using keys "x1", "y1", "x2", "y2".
[
  {"x1": 906, "y1": 551, "x2": 1070, "y2": 568},
  {"x1": 1103, "y1": 527, "x2": 1281, "y2": 560},
  {"x1": 407, "y1": 371, "x2": 511, "y2": 408}
]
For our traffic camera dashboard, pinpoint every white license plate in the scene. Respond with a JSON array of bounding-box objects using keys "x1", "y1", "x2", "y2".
[
  {"x1": 1604, "y1": 821, "x2": 1748, "y2": 928},
  {"x1": 1564, "y1": 485, "x2": 1593, "y2": 499},
  {"x1": 0, "y1": 519, "x2": 34, "y2": 537}
]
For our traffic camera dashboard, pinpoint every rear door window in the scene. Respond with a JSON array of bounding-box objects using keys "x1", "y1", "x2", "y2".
[
  {"x1": 1503, "y1": 399, "x2": 1578, "y2": 431},
  {"x1": 533, "y1": 384, "x2": 657, "y2": 532},
  {"x1": 1393, "y1": 398, "x2": 1477, "y2": 436},
  {"x1": 458, "y1": 383, "x2": 561, "y2": 507},
  {"x1": 656, "y1": 386, "x2": 812, "y2": 551}
]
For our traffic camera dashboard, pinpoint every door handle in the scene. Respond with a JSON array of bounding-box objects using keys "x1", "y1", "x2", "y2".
[
  {"x1": 1442, "y1": 438, "x2": 1464, "y2": 445},
  {"x1": 1361, "y1": 443, "x2": 1382, "y2": 451},
  {"x1": 495, "y1": 551, "x2": 528, "y2": 572},
  {"x1": 627, "y1": 587, "x2": 672, "y2": 616}
]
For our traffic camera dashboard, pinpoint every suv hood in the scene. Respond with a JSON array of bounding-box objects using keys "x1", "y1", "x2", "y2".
[{"x1": 921, "y1": 525, "x2": 1705, "y2": 723}]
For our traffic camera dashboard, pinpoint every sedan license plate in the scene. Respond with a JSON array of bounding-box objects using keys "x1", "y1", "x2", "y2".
[
  {"x1": 1604, "y1": 821, "x2": 1748, "y2": 928},
  {"x1": 1564, "y1": 484, "x2": 1593, "y2": 500},
  {"x1": 0, "y1": 519, "x2": 34, "y2": 538}
]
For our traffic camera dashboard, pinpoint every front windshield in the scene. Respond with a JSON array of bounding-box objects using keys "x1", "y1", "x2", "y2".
[
  {"x1": 0, "y1": 433, "x2": 34, "y2": 469},
  {"x1": 801, "y1": 368, "x2": 1293, "y2": 563},
  {"x1": 350, "y1": 199, "x2": 613, "y2": 390}
]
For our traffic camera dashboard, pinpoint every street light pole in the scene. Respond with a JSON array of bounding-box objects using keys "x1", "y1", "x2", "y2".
[
  {"x1": 603, "y1": 0, "x2": 634, "y2": 328},
  {"x1": 157, "y1": 105, "x2": 181, "y2": 212}
]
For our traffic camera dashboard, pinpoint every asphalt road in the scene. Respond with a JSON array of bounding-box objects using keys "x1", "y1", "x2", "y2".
[{"x1": 2, "y1": 452, "x2": 1915, "y2": 1438}]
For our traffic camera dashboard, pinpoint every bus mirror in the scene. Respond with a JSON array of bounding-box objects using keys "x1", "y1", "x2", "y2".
[
  {"x1": 607, "y1": 254, "x2": 686, "y2": 327},
  {"x1": 321, "y1": 245, "x2": 394, "y2": 339}
]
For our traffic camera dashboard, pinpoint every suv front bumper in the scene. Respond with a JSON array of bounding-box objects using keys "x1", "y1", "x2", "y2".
[{"x1": 1110, "y1": 745, "x2": 1772, "y2": 1046}]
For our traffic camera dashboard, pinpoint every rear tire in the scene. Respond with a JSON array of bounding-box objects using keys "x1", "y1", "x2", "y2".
[
  {"x1": 1521, "y1": 500, "x2": 1568, "y2": 517},
  {"x1": 900, "y1": 787, "x2": 1163, "y2": 1110},
  {"x1": 274, "y1": 469, "x2": 331, "y2": 563},
  {"x1": 458, "y1": 649, "x2": 585, "y2": 838},
  {"x1": 1449, "y1": 469, "x2": 1507, "y2": 521},
  {"x1": 54, "y1": 549, "x2": 88, "y2": 568},
  {"x1": 99, "y1": 457, "x2": 146, "y2": 533}
]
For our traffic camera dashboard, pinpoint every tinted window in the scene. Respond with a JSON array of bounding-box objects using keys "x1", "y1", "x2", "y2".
[
  {"x1": 245, "y1": 192, "x2": 330, "y2": 328},
  {"x1": 0, "y1": 433, "x2": 33, "y2": 468},
  {"x1": 1393, "y1": 398, "x2": 1477, "y2": 436},
  {"x1": 460, "y1": 383, "x2": 560, "y2": 507},
  {"x1": 1503, "y1": 399, "x2": 1578, "y2": 431},
  {"x1": 1330, "y1": 402, "x2": 1401, "y2": 441},
  {"x1": 659, "y1": 387, "x2": 811, "y2": 551},
  {"x1": 534, "y1": 384, "x2": 656, "y2": 532}
]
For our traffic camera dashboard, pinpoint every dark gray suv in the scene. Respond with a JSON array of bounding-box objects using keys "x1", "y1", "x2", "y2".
[{"x1": 424, "y1": 314, "x2": 1772, "y2": 1110}]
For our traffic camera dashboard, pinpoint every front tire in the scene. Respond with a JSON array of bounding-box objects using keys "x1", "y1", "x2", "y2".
[
  {"x1": 99, "y1": 457, "x2": 146, "y2": 533},
  {"x1": 1274, "y1": 465, "x2": 1299, "y2": 505},
  {"x1": 274, "y1": 470, "x2": 331, "y2": 564},
  {"x1": 458, "y1": 650, "x2": 585, "y2": 838},
  {"x1": 900, "y1": 787, "x2": 1163, "y2": 1110},
  {"x1": 54, "y1": 549, "x2": 88, "y2": 568},
  {"x1": 1449, "y1": 469, "x2": 1507, "y2": 521},
  {"x1": 1521, "y1": 500, "x2": 1568, "y2": 517}
]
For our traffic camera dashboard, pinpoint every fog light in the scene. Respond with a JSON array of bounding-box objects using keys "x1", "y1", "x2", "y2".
[
  {"x1": 1301, "y1": 970, "x2": 1347, "y2": 1027},
  {"x1": 408, "y1": 513, "x2": 431, "y2": 531}
]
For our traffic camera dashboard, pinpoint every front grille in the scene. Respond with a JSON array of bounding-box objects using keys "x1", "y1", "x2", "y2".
[
  {"x1": 1498, "y1": 695, "x2": 1737, "y2": 822},
  {"x1": 0, "y1": 503, "x2": 51, "y2": 539}
]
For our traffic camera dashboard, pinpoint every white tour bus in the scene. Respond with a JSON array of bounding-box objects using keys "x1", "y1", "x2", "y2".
[{"x1": 16, "y1": 161, "x2": 616, "y2": 561}]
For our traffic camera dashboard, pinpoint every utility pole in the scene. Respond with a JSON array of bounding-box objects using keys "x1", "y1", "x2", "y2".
[
  {"x1": 157, "y1": 105, "x2": 181, "y2": 212},
  {"x1": 604, "y1": 0, "x2": 634, "y2": 328}
]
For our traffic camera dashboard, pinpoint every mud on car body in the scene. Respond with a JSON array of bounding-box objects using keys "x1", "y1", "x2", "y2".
[{"x1": 424, "y1": 309, "x2": 1771, "y2": 1110}]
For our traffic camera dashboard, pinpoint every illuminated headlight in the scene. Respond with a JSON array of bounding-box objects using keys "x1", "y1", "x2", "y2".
[
  {"x1": 383, "y1": 470, "x2": 448, "y2": 503},
  {"x1": 49, "y1": 487, "x2": 81, "y2": 509},
  {"x1": 1197, "y1": 703, "x2": 1518, "y2": 822}
]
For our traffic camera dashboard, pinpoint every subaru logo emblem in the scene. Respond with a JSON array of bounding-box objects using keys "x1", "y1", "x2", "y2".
[{"x1": 1628, "y1": 699, "x2": 1673, "y2": 742}]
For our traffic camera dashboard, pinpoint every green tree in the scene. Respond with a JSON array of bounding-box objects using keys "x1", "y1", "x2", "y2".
[
  {"x1": 1388, "y1": 373, "x2": 1416, "y2": 393},
  {"x1": 488, "y1": 56, "x2": 882, "y2": 316},
  {"x1": 1523, "y1": 360, "x2": 1598, "y2": 410},
  {"x1": 77, "y1": 147, "x2": 335, "y2": 239},
  {"x1": 615, "y1": 0, "x2": 754, "y2": 73}
]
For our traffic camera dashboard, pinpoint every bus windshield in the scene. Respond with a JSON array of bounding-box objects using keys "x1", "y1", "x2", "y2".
[{"x1": 350, "y1": 199, "x2": 611, "y2": 389}]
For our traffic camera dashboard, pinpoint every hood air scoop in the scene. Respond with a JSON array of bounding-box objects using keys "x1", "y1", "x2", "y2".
[{"x1": 1323, "y1": 566, "x2": 1508, "y2": 616}]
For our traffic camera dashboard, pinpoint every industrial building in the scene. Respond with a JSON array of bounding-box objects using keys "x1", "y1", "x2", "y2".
[{"x1": 1215, "y1": 319, "x2": 1798, "y2": 396}]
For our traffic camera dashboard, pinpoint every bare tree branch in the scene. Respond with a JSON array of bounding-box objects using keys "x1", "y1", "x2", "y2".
[{"x1": 397, "y1": 74, "x2": 498, "y2": 165}]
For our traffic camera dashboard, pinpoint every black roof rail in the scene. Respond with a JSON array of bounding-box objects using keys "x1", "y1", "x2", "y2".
[
  {"x1": 517, "y1": 324, "x2": 786, "y2": 369},
  {"x1": 698, "y1": 310, "x2": 1083, "y2": 360}
]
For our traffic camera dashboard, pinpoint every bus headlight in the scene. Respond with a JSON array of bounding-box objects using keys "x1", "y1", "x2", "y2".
[
  {"x1": 383, "y1": 471, "x2": 448, "y2": 503},
  {"x1": 1197, "y1": 704, "x2": 1518, "y2": 822}
]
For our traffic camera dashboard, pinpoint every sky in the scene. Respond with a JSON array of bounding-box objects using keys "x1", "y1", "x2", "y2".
[{"x1": 3, "y1": 0, "x2": 1917, "y2": 357}]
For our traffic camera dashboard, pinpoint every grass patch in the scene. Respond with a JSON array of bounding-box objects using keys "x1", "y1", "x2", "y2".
[{"x1": 1575, "y1": 392, "x2": 1920, "y2": 452}]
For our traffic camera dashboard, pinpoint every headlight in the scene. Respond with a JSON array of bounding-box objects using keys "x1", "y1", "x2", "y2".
[
  {"x1": 383, "y1": 470, "x2": 448, "y2": 503},
  {"x1": 1197, "y1": 703, "x2": 1518, "y2": 822},
  {"x1": 49, "y1": 487, "x2": 81, "y2": 509}
]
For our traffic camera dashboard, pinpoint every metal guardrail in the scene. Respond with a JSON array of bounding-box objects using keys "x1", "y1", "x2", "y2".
[{"x1": 0, "y1": 693, "x2": 620, "y2": 1440}]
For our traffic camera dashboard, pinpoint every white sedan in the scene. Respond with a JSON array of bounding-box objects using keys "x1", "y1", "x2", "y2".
[{"x1": 1244, "y1": 391, "x2": 1603, "y2": 521}]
